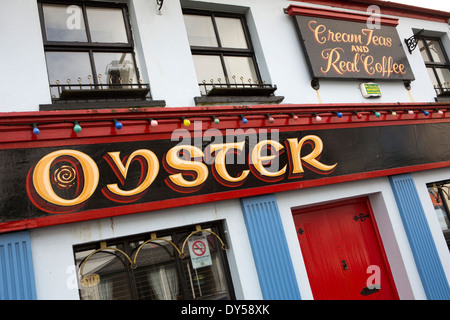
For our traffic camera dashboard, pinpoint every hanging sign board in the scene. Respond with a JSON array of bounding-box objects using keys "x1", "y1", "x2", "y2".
[
  {"x1": 292, "y1": 15, "x2": 415, "y2": 80},
  {"x1": 188, "y1": 236, "x2": 212, "y2": 269}
]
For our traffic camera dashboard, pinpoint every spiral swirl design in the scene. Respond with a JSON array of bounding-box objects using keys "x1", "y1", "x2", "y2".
[{"x1": 52, "y1": 165, "x2": 77, "y2": 189}]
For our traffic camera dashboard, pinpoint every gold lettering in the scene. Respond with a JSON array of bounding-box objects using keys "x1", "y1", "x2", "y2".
[
  {"x1": 32, "y1": 150, "x2": 99, "y2": 207},
  {"x1": 286, "y1": 136, "x2": 337, "y2": 176},
  {"x1": 251, "y1": 140, "x2": 286, "y2": 179},
  {"x1": 165, "y1": 145, "x2": 208, "y2": 190},
  {"x1": 104, "y1": 150, "x2": 159, "y2": 199},
  {"x1": 208, "y1": 142, "x2": 250, "y2": 185}
]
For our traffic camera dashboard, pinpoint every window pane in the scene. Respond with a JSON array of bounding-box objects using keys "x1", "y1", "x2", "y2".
[
  {"x1": 426, "y1": 67, "x2": 439, "y2": 90},
  {"x1": 215, "y1": 17, "x2": 248, "y2": 49},
  {"x1": 192, "y1": 55, "x2": 225, "y2": 84},
  {"x1": 45, "y1": 52, "x2": 92, "y2": 98},
  {"x1": 43, "y1": 4, "x2": 87, "y2": 42},
  {"x1": 224, "y1": 56, "x2": 258, "y2": 84},
  {"x1": 184, "y1": 14, "x2": 218, "y2": 47},
  {"x1": 93, "y1": 53, "x2": 138, "y2": 85},
  {"x1": 75, "y1": 247, "x2": 133, "y2": 300},
  {"x1": 418, "y1": 39, "x2": 431, "y2": 62},
  {"x1": 428, "y1": 185, "x2": 450, "y2": 230},
  {"x1": 435, "y1": 68, "x2": 450, "y2": 90},
  {"x1": 131, "y1": 238, "x2": 179, "y2": 300},
  {"x1": 426, "y1": 39, "x2": 447, "y2": 63},
  {"x1": 87, "y1": 7, "x2": 128, "y2": 43}
]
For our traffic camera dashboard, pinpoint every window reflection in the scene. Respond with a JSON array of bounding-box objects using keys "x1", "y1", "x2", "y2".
[
  {"x1": 94, "y1": 53, "x2": 137, "y2": 86},
  {"x1": 43, "y1": 4, "x2": 87, "y2": 42}
]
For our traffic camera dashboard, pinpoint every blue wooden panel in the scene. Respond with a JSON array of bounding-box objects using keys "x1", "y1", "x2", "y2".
[
  {"x1": 241, "y1": 194, "x2": 301, "y2": 300},
  {"x1": 0, "y1": 231, "x2": 37, "y2": 300},
  {"x1": 390, "y1": 174, "x2": 450, "y2": 300}
]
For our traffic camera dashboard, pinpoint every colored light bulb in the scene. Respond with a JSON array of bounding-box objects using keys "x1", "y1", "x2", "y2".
[
  {"x1": 291, "y1": 113, "x2": 298, "y2": 120},
  {"x1": 213, "y1": 117, "x2": 220, "y2": 124},
  {"x1": 336, "y1": 112, "x2": 343, "y2": 118},
  {"x1": 73, "y1": 122, "x2": 82, "y2": 133},
  {"x1": 183, "y1": 118, "x2": 191, "y2": 127},
  {"x1": 32, "y1": 124, "x2": 40, "y2": 135},
  {"x1": 374, "y1": 111, "x2": 381, "y2": 118},
  {"x1": 408, "y1": 110, "x2": 414, "y2": 115},
  {"x1": 150, "y1": 119, "x2": 158, "y2": 127},
  {"x1": 356, "y1": 113, "x2": 363, "y2": 119},
  {"x1": 438, "y1": 110, "x2": 444, "y2": 115},
  {"x1": 423, "y1": 110, "x2": 429, "y2": 116},
  {"x1": 241, "y1": 116, "x2": 248, "y2": 124},
  {"x1": 391, "y1": 111, "x2": 397, "y2": 116},
  {"x1": 315, "y1": 115, "x2": 322, "y2": 121},
  {"x1": 114, "y1": 120, "x2": 123, "y2": 130}
]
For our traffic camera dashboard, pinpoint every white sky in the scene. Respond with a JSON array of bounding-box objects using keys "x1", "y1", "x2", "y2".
[{"x1": 380, "y1": 0, "x2": 450, "y2": 13}]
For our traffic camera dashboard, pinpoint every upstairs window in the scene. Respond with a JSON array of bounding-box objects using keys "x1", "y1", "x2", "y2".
[
  {"x1": 418, "y1": 36, "x2": 450, "y2": 100},
  {"x1": 183, "y1": 9, "x2": 281, "y2": 104},
  {"x1": 38, "y1": 1, "x2": 161, "y2": 110}
]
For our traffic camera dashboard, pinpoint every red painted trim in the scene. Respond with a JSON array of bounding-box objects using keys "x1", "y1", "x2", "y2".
[
  {"x1": 289, "y1": 0, "x2": 450, "y2": 23},
  {"x1": 0, "y1": 102, "x2": 449, "y2": 147},
  {"x1": 285, "y1": 4, "x2": 399, "y2": 26},
  {"x1": 1, "y1": 160, "x2": 449, "y2": 234}
]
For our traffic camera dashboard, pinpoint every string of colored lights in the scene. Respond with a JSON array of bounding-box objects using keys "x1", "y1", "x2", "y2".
[{"x1": 0, "y1": 108, "x2": 446, "y2": 135}]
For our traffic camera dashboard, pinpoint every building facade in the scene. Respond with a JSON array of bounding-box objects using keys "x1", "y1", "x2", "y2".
[{"x1": 1, "y1": 0, "x2": 450, "y2": 300}]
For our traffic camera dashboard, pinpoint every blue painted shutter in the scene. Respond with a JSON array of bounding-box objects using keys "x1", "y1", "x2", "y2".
[
  {"x1": 0, "y1": 231, "x2": 37, "y2": 300},
  {"x1": 390, "y1": 174, "x2": 450, "y2": 300},
  {"x1": 241, "y1": 194, "x2": 301, "y2": 300}
]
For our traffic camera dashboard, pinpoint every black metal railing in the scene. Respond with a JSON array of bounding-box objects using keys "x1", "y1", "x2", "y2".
[
  {"x1": 199, "y1": 76, "x2": 276, "y2": 96},
  {"x1": 434, "y1": 83, "x2": 450, "y2": 97},
  {"x1": 49, "y1": 75, "x2": 150, "y2": 102}
]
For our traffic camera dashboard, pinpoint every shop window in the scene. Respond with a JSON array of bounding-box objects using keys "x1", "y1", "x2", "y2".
[
  {"x1": 183, "y1": 9, "x2": 282, "y2": 105},
  {"x1": 427, "y1": 181, "x2": 450, "y2": 250},
  {"x1": 418, "y1": 36, "x2": 450, "y2": 101},
  {"x1": 73, "y1": 221, "x2": 234, "y2": 300},
  {"x1": 37, "y1": 1, "x2": 165, "y2": 110}
]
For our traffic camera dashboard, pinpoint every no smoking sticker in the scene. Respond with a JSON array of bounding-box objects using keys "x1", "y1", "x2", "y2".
[{"x1": 188, "y1": 236, "x2": 212, "y2": 269}]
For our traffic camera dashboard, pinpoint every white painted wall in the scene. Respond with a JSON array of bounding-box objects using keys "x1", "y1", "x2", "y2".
[{"x1": 1, "y1": 0, "x2": 449, "y2": 112}]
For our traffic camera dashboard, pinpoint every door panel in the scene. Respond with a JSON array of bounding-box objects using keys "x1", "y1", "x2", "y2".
[{"x1": 293, "y1": 198, "x2": 398, "y2": 300}]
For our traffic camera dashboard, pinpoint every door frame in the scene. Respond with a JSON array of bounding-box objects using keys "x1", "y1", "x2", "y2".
[{"x1": 292, "y1": 197, "x2": 399, "y2": 300}]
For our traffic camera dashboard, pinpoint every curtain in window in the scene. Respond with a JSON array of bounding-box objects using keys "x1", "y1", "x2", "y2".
[{"x1": 147, "y1": 265, "x2": 179, "y2": 300}]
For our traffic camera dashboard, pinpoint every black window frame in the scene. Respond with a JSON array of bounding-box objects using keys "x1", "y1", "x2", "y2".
[
  {"x1": 418, "y1": 35, "x2": 450, "y2": 98},
  {"x1": 37, "y1": 0, "x2": 165, "y2": 110},
  {"x1": 183, "y1": 8, "x2": 282, "y2": 104},
  {"x1": 73, "y1": 220, "x2": 235, "y2": 300}
]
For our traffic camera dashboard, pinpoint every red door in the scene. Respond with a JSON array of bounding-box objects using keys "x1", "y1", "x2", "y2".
[{"x1": 293, "y1": 198, "x2": 399, "y2": 300}]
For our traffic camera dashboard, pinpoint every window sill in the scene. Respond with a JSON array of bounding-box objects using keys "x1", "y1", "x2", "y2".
[
  {"x1": 58, "y1": 87, "x2": 150, "y2": 101},
  {"x1": 194, "y1": 95, "x2": 284, "y2": 105},
  {"x1": 39, "y1": 99, "x2": 166, "y2": 111}
]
